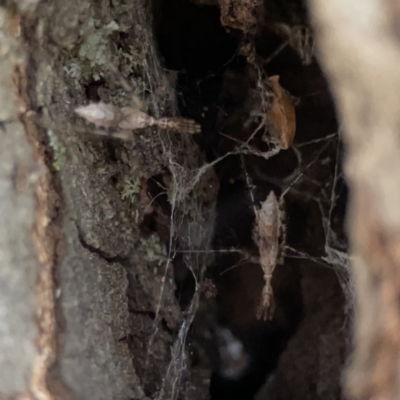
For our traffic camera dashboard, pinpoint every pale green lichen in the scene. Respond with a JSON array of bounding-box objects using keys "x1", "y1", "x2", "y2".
[
  {"x1": 119, "y1": 41, "x2": 148, "y2": 96},
  {"x1": 139, "y1": 133, "x2": 151, "y2": 143},
  {"x1": 79, "y1": 33, "x2": 107, "y2": 67},
  {"x1": 118, "y1": 45, "x2": 144, "y2": 71},
  {"x1": 64, "y1": 19, "x2": 121, "y2": 84},
  {"x1": 97, "y1": 167, "x2": 108, "y2": 175},
  {"x1": 63, "y1": 60, "x2": 82, "y2": 80},
  {"x1": 140, "y1": 234, "x2": 168, "y2": 266},
  {"x1": 121, "y1": 176, "x2": 141, "y2": 202},
  {"x1": 132, "y1": 77, "x2": 147, "y2": 97},
  {"x1": 107, "y1": 86, "x2": 130, "y2": 107},
  {"x1": 63, "y1": 16, "x2": 147, "y2": 97},
  {"x1": 47, "y1": 130, "x2": 66, "y2": 171},
  {"x1": 78, "y1": 20, "x2": 119, "y2": 67}
]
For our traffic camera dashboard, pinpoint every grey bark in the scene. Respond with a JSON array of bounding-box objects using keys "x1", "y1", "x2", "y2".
[
  {"x1": 308, "y1": 0, "x2": 400, "y2": 399},
  {"x1": 0, "y1": 1, "x2": 216, "y2": 399},
  {"x1": 0, "y1": 10, "x2": 38, "y2": 395}
]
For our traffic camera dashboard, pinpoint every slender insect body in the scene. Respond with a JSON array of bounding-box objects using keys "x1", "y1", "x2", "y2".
[
  {"x1": 75, "y1": 102, "x2": 123, "y2": 128},
  {"x1": 119, "y1": 107, "x2": 155, "y2": 130},
  {"x1": 75, "y1": 101, "x2": 201, "y2": 135},
  {"x1": 253, "y1": 191, "x2": 286, "y2": 320}
]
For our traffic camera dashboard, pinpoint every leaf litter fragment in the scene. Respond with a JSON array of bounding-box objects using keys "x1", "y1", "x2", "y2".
[{"x1": 266, "y1": 75, "x2": 296, "y2": 149}]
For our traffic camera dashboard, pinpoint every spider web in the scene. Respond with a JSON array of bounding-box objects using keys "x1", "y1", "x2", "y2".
[
  {"x1": 92, "y1": 4, "x2": 354, "y2": 398},
  {"x1": 149, "y1": 90, "x2": 350, "y2": 400},
  {"x1": 147, "y1": 117, "x2": 353, "y2": 400},
  {"x1": 135, "y1": 83, "x2": 280, "y2": 400}
]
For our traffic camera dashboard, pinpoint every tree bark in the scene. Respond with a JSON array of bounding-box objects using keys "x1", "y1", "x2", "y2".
[
  {"x1": 5, "y1": 0, "x2": 400, "y2": 399},
  {"x1": 0, "y1": 1, "x2": 216, "y2": 399},
  {"x1": 308, "y1": 1, "x2": 400, "y2": 399}
]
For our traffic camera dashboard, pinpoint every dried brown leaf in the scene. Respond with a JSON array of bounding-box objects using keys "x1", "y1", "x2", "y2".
[
  {"x1": 219, "y1": 0, "x2": 261, "y2": 33},
  {"x1": 266, "y1": 75, "x2": 296, "y2": 149}
]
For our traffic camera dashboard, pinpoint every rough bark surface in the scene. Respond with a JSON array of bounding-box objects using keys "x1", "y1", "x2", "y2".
[
  {"x1": 6, "y1": 0, "x2": 400, "y2": 398},
  {"x1": 0, "y1": 1, "x2": 217, "y2": 400}
]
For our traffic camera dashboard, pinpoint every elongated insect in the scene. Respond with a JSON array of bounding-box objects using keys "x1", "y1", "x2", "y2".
[
  {"x1": 75, "y1": 101, "x2": 201, "y2": 136},
  {"x1": 252, "y1": 191, "x2": 286, "y2": 320}
]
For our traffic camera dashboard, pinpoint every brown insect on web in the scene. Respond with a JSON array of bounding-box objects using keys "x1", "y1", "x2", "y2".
[
  {"x1": 252, "y1": 191, "x2": 286, "y2": 320},
  {"x1": 241, "y1": 155, "x2": 286, "y2": 320},
  {"x1": 75, "y1": 100, "x2": 201, "y2": 135}
]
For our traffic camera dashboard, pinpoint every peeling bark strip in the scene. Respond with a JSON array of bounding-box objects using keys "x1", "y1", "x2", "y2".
[
  {"x1": 9, "y1": 15, "x2": 73, "y2": 400},
  {"x1": 308, "y1": 0, "x2": 400, "y2": 399},
  {"x1": 0, "y1": 7, "x2": 61, "y2": 400},
  {"x1": 0, "y1": 11, "x2": 38, "y2": 400},
  {"x1": 353, "y1": 185, "x2": 400, "y2": 400}
]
